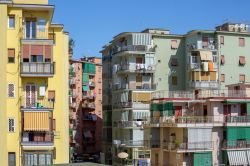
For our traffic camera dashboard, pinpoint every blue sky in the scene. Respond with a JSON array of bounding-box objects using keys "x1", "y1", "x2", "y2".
[{"x1": 50, "y1": 0, "x2": 250, "y2": 58}]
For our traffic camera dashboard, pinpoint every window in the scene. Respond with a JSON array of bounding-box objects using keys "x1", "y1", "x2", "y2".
[
  {"x1": 172, "y1": 76, "x2": 178, "y2": 85},
  {"x1": 171, "y1": 40, "x2": 178, "y2": 49},
  {"x1": 239, "y1": 56, "x2": 246, "y2": 66},
  {"x1": 240, "y1": 74, "x2": 245, "y2": 82},
  {"x1": 171, "y1": 58, "x2": 178, "y2": 66},
  {"x1": 8, "y1": 48, "x2": 15, "y2": 63},
  {"x1": 48, "y1": 90, "x2": 55, "y2": 102},
  {"x1": 37, "y1": 18, "x2": 46, "y2": 32},
  {"x1": 98, "y1": 66, "x2": 101, "y2": 72},
  {"x1": 191, "y1": 56, "x2": 198, "y2": 64},
  {"x1": 8, "y1": 118, "x2": 15, "y2": 132},
  {"x1": 98, "y1": 89, "x2": 102, "y2": 94},
  {"x1": 221, "y1": 55, "x2": 225, "y2": 65},
  {"x1": 202, "y1": 37, "x2": 209, "y2": 48},
  {"x1": 52, "y1": 119, "x2": 56, "y2": 131},
  {"x1": 8, "y1": 84, "x2": 15, "y2": 98},
  {"x1": 31, "y1": 55, "x2": 43, "y2": 62},
  {"x1": 213, "y1": 55, "x2": 217, "y2": 63},
  {"x1": 220, "y1": 36, "x2": 224, "y2": 45},
  {"x1": 8, "y1": 15, "x2": 15, "y2": 28},
  {"x1": 220, "y1": 74, "x2": 225, "y2": 82},
  {"x1": 8, "y1": 152, "x2": 16, "y2": 166},
  {"x1": 239, "y1": 38, "x2": 245, "y2": 47}
]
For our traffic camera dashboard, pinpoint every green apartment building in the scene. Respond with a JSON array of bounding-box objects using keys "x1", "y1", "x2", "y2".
[{"x1": 101, "y1": 22, "x2": 250, "y2": 165}]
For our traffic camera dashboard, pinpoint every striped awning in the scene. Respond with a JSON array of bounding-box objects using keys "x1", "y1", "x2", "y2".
[
  {"x1": 227, "y1": 150, "x2": 248, "y2": 166},
  {"x1": 24, "y1": 112, "x2": 50, "y2": 131}
]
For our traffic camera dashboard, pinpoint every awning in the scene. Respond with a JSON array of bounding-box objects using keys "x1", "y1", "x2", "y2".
[
  {"x1": 199, "y1": 51, "x2": 213, "y2": 61},
  {"x1": 132, "y1": 92, "x2": 151, "y2": 102},
  {"x1": 133, "y1": 111, "x2": 150, "y2": 119},
  {"x1": 84, "y1": 131, "x2": 92, "y2": 138},
  {"x1": 24, "y1": 112, "x2": 50, "y2": 131},
  {"x1": 227, "y1": 150, "x2": 248, "y2": 165}
]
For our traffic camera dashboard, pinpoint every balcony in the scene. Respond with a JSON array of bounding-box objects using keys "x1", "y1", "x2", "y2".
[
  {"x1": 20, "y1": 62, "x2": 55, "y2": 77},
  {"x1": 120, "y1": 140, "x2": 145, "y2": 147},
  {"x1": 113, "y1": 121, "x2": 145, "y2": 128},
  {"x1": 189, "y1": 81, "x2": 219, "y2": 89},
  {"x1": 113, "y1": 83, "x2": 156, "y2": 91},
  {"x1": 144, "y1": 116, "x2": 225, "y2": 128},
  {"x1": 187, "y1": 41, "x2": 217, "y2": 51},
  {"x1": 21, "y1": 132, "x2": 54, "y2": 147},
  {"x1": 69, "y1": 79, "x2": 76, "y2": 86},
  {"x1": 21, "y1": 27, "x2": 54, "y2": 44},
  {"x1": 225, "y1": 116, "x2": 250, "y2": 126},
  {"x1": 222, "y1": 140, "x2": 250, "y2": 150},
  {"x1": 83, "y1": 114, "x2": 97, "y2": 121},
  {"x1": 113, "y1": 102, "x2": 150, "y2": 110},
  {"x1": 113, "y1": 45, "x2": 155, "y2": 56},
  {"x1": 89, "y1": 81, "x2": 95, "y2": 87},
  {"x1": 197, "y1": 89, "x2": 250, "y2": 99},
  {"x1": 82, "y1": 102, "x2": 95, "y2": 110},
  {"x1": 117, "y1": 63, "x2": 155, "y2": 74},
  {"x1": 152, "y1": 91, "x2": 194, "y2": 100},
  {"x1": 20, "y1": 97, "x2": 54, "y2": 111},
  {"x1": 162, "y1": 141, "x2": 213, "y2": 152},
  {"x1": 82, "y1": 94, "x2": 95, "y2": 100}
]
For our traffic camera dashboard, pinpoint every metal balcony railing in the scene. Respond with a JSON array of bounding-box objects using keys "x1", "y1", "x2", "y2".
[
  {"x1": 117, "y1": 63, "x2": 155, "y2": 73},
  {"x1": 222, "y1": 140, "x2": 250, "y2": 149},
  {"x1": 21, "y1": 132, "x2": 54, "y2": 146},
  {"x1": 22, "y1": 27, "x2": 51, "y2": 40},
  {"x1": 113, "y1": 121, "x2": 145, "y2": 128},
  {"x1": 152, "y1": 90, "x2": 194, "y2": 100},
  {"x1": 225, "y1": 116, "x2": 250, "y2": 123},
  {"x1": 113, "y1": 45, "x2": 155, "y2": 55},
  {"x1": 197, "y1": 89, "x2": 250, "y2": 98},
  {"x1": 21, "y1": 62, "x2": 55, "y2": 76},
  {"x1": 162, "y1": 141, "x2": 213, "y2": 151},
  {"x1": 20, "y1": 97, "x2": 54, "y2": 110}
]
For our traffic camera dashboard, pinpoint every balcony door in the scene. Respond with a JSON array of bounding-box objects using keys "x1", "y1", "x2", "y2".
[
  {"x1": 25, "y1": 85, "x2": 36, "y2": 108},
  {"x1": 25, "y1": 20, "x2": 36, "y2": 39},
  {"x1": 175, "y1": 106, "x2": 182, "y2": 117}
]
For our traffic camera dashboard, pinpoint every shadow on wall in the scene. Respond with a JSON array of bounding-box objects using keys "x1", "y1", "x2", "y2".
[{"x1": 168, "y1": 39, "x2": 186, "y2": 91}]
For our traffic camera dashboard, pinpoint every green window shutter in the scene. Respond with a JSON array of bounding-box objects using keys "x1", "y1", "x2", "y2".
[
  {"x1": 227, "y1": 127, "x2": 237, "y2": 141},
  {"x1": 246, "y1": 127, "x2": 250, "y2": 140},
  {"x1": 83, "y1": 74, "x2": 89, "y2": 83},
  {"x1": 82, "y1": 85, "x2": 89, "y2": 91},
  {"x1": 194, "y1": 152, "x2": 212, "y2": 166},
  {"x1": 247, "y1": 103, "x2": 250, "y2": 115},
  {"x1": 237, "y1": 127, "x2": 246, "y2": 140},
  {"x1": 163, "y1": 102, "x2": 174, "y2": 116}
]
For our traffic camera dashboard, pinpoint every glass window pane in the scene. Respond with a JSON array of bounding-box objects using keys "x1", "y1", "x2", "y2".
[{"x1": 9, "y1": 16, "x2": 15, "y2": 28}]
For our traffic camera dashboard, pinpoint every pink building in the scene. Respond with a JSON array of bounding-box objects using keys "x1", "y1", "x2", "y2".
[{"x1": 69, "y1": 57, "x2": 103, "y2": 161}]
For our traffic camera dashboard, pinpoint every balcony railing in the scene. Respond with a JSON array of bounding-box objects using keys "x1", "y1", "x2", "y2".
[
  {"x1": 113, "y1": 102, "x2": 150, "y2": 109},
  {"x1": 113, "y1": 121, "x2": 145, "y2": 128},
  {"x1": 20, "y1": 97, "x2": 54, "y2": 110},
  {"x1": 21, "y1": 62, "x2": 55, "y2": 77},
  {"x1": 120, "y1": 140, "x2": 145, "y2": 147},
  {"x1": 113, "y1": 45, "x2": 155, "y2": 55},
  {"x1": 117, "y1": 63, "x2": 155, "y2": 73},
  {"x1": 197, "y1": 89, "x2": 250, "y2": 98},
  {"x1": 22, "y1": 27, "x2": 51, "y2": 40},
  {"x1": 187, "y1": 41, "x2": 217, "y2": 51},
  {"x1": 152, "y1": 91, "x2": 194, "y2": 100},
  {"x1": 21, "y1": 132, "x2": 54, "y2": 146},
  {"x1": 162, "y1": 141, "x2": 213, "y2": 151},
  {"x1": 113, "y1": 83, "x2": 156, "y2": 91},
  {"x1": 222, "y1": 140, "x2": 250, "y2": 149},
  {"x1": 190, "y1": 81, "x2": 219, "y2": 89}
]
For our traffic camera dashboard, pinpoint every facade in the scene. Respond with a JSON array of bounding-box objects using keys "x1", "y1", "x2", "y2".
[
  {"x1": 0, "y1": 0, "x2": 69, "y2": 165},
  {"x1": 146, "y1": 83, "x2": 250, "y2": 166},
  {"x1": 101, "y1": 23, "x2": 250, "y2": 165},
  {"x1": 69, "y1": 57, "x2": 103, "y2": 161}
]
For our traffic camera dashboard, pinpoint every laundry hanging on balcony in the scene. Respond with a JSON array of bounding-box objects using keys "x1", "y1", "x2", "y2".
[
  {"x1": 202, "y1": 62, "x2": 209, "y2": 72},
  {"x1": 24, "y1": 112, "x2": 50, "y2": 131}
]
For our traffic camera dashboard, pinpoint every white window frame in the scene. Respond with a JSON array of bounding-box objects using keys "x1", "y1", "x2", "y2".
[
  {"x1": 8, "y1": 83, "x2": 15, "y2": 98},
  {"x1": 8, "y1": 118, "x2": 15, "y2": 133},
  {"x1": 37, "y1": 18, "x2": 46, "y2": 32},
  {"x1": 190, "y1": 56, "x2": 198, "y2": 64}
]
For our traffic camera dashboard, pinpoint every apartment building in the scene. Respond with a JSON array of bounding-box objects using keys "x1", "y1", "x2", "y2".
[
  {"x1": 146, "y1": 83, "x2": 250, "y2": 166},
  {"x1": 101, "y1": 22, "x2": 250, "y2": 165},
  {"x1": 0, "y1": 0, "x2": 69, "y2": 165},
  {"x1": 69, "y1": 57, "x2": 103, "y2": 161}
]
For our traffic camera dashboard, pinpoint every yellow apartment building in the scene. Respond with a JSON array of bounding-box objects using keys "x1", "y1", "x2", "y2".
[{"x1": 0, "y1": 0, "x2": 69, "y2": 165}]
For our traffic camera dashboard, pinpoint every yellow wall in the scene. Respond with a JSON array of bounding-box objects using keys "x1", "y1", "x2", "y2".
[
  {"x1": 0, "y1": 4, "x2": 8, "y2": 166},
  {"x1": 13, "y1": 0, "x2": 48, "y2": 5},
  {"x1": 4, "y1": 3, "x2": 69, "y2": 165}
]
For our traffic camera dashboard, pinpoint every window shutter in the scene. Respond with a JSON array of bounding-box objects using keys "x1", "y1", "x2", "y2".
[
  {"x1": 221, "y1": 55, "x2": 225, "y2": 65},
  {"x1": 220, "y1": 74, "x2": 225, "y2": 82},
  {"x1": 45, "y1": 45, "x2": 52, "y2": 59},
  {"x1": 31, "y1": 45, "x2": 43, "y2": 55},
  {"x1": 22, "y1": 44, "x2": 30, "y2": 59},
  {"x1": 8, "y1": 118, "x2": 15, "y2": 132},
  {"x1": 220, "y1": 36, "x2": 224, "y2": 44},
  {"x1": 240, "y1": 74, "x2": 245, "y2": 82},
  {"x1": 8, "y1": 48, "x2": 15, "y2": 57},
  {"x1": 239, "y1": 38, "x2": 245, "y2": 46},
  {"x1": 48, "y1": 91, "x2": 55, "y2": 101},
  {"x1": 171, "y1": 40, "x2": 178, "y2": 49},
  {"x1": 8, "y1": 84, "x2": 15, "y2": 98},
  {"x1": 239, "y1": 56, "x2": 246, "y2": 65},
  {"x1": 52, "y1": 119, "x2": 56, "y2": 131}
]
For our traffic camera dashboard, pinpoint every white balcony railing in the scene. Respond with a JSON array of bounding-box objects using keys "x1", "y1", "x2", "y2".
[{"x1": 152, "y1": 91, "x2": 194, "y2": 99}]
